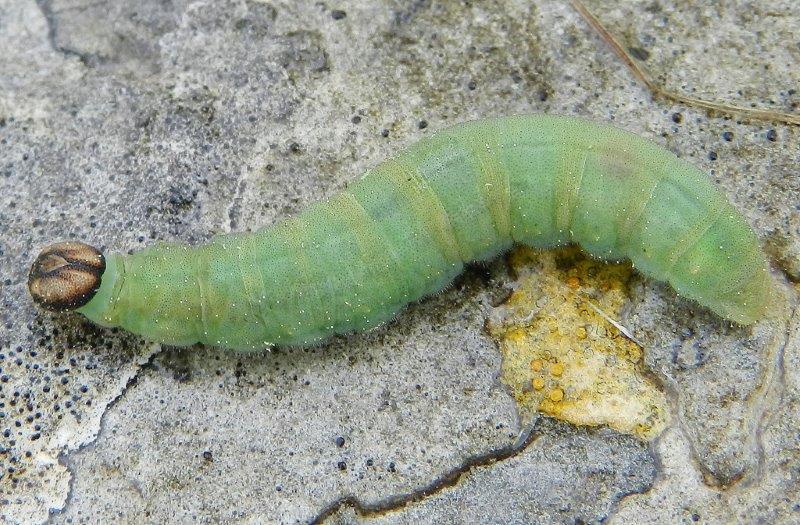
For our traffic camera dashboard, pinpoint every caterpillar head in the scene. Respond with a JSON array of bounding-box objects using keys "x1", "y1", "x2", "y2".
[{"x1": 28, "y1": 241, "x2": 105, "y2": 311}]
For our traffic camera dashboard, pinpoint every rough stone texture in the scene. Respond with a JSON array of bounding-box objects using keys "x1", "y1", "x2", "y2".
[
  {"x1": 614, "y1": 308, "x2": 800, "y2": 524},
  {"x1": 326, "y1": 419, "x2": 656, "y2": 524},
  {"x1": 0, "y1": 0, "x2": 797, "y2": 523}
]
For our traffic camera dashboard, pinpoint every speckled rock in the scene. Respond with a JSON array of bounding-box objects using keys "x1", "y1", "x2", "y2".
[
  {"x1": 1, "y1": 0, "x2": 798, "y2": 524},
  {"x1": 325, "y1": 418, "x2": 657, "y2": 524},
  {"x1": 613, "y1": 308, "x2": 800, "y2": 524}
]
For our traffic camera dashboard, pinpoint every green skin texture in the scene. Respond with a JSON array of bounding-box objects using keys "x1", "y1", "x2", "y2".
[{"x1": 78, "y1": 115, "x2": 774, "y2": 350}]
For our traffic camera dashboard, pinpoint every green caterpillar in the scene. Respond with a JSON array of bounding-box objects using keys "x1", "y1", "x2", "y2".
[{"x1": 28, "y1": 115, "x2": 776, "y2": 350}]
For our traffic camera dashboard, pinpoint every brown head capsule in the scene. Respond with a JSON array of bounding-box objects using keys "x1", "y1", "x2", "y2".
[{"x1": 28, "y1": 241, "x2": 105, "y2": 311}]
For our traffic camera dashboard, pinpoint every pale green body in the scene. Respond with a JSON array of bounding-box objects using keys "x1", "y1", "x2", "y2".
[{"x1": 79, "y1": 116, "x2": 773, "y2": 349}]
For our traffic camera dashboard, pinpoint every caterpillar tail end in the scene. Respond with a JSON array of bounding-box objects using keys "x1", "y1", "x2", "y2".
[
  {"x1": 708, "y1": 264, "x2": 782, "y2": 326},
  {"x1": 28, "y1": 241, "x2": 105, "y2": 312}
]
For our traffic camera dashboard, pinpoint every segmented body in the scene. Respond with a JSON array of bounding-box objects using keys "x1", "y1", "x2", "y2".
[{"x1": 70, "y1": 115, "x2": 772, "y2": 349}]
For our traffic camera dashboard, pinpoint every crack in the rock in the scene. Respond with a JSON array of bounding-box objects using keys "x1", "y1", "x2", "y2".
[
  {"x1": 603, "y1": 442, "x2": 663, "y2": 524},
  {"x1": 638, "y1": 330, "x2": 722, "y2": 488},
  {"x1": 35, "y1": 0, "x2": 98, "y2": 65},
  {"x1": 46, "y1": 346, "x2": 162, "y2": 524},
  {"x1": 308, "y1": 424, "x2": 540, "y2": 524},
  {"x1": 748, "y1": 303, "x2": 797, "y2": 487},
  {"x1": 225, "y1": 172, "x2": 250, "y2": 233},
  {"x1": 644, "y1": 296, "x2": 799, "y2": 490}
]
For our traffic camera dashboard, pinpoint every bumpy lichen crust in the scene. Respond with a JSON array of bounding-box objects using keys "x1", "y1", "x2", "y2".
[{"x1": 487, "y1": 246, "x2": 670, "y2": 440}]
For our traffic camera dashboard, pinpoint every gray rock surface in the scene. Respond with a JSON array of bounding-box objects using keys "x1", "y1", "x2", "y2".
[
  {"x1": 325, "y1": 419, "x2": 656, "y2": 524},
  {"x1": 0, "y1": 0, "x2": 797, "y2": 523}
]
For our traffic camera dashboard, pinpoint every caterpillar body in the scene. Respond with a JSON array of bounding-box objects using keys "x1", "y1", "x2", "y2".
[{"x1": 29, "y1": 115, "x2": 775, "y2": 350}]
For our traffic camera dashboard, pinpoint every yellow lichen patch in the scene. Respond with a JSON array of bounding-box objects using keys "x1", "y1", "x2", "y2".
[{"x1": 486, "y1": 246, "x2": 669, "y2": 441}]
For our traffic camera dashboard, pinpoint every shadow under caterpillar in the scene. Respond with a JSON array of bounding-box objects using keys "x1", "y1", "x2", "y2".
[{"x1": 29, "y1": 115, "x2": 777, "y2": 350}]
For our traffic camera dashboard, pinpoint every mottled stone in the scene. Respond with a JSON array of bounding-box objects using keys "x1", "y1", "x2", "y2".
[
  {"x1": 57, "y1": 283, "x2": 519, "y2": 524},
  {"x1": 0, "y1": 0, "x2": 797, "y2": 523},
  {"x1": 613, "y1": 309, "x2": 800, "y2": 524},
  {"x1": 328, "y1": 419, "x2": 657, "y2": 524}
]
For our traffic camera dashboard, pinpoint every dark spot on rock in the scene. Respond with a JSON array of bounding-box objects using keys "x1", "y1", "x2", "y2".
[
  {"x1": 418, "y1": 120, "x2": 428, "y2": 130},
  {"x1": 203, "y1": 450, "x2": 213, "y2": 461},
  {"x1": 627, "y1": 46, "x2": 650, "y2": 61},
  {"x1": 351, "y1": 115, "x2": 361, "y2": 124},
  {"x1": 172, "y1": 367, "x2": 191, "y2": 383},
  {"x1": 167, "y1": 185, "x2": 196, "y2": 210},
  {"x1": 279, "y1": 31, "x2": 330, "y2": 74},
  {"x1": 381, "y1": 129, "x2": 390, "y2": 138},
  {"x1": 708, "y1": 151, "x2": 717, "y2": 161},
  {"x1": 467, "y1": 80, "x2": 477, "y2": 90},
  {"x1": 337, "y1": 461, "x2": 347, "y2": 470},
  {"x1": 671, "y1": 112, "x2": 683, "y2": 124},
  {"x1": 331, "y1": 10, "x2": 347, "y2": 20},
  {"x1": 766, "y1": 129, "x2": 777, "y2": 142},
  {"x1": 722, "y1": 131, "x2": 733, "y2": 141},
  {"x1": 334, "y1": 436, "x2": 345, "y2": 447}
]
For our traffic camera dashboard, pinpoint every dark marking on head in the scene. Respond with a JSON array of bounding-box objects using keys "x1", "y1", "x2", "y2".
[{"x1": 28, "y1": 241, "x2": 105, "y2": 311}]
